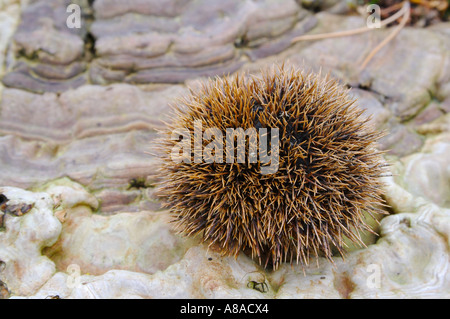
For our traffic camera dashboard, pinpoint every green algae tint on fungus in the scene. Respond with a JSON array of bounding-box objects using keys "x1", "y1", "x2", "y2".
[{"x1": 158, "y1": 66, "x2": 387, "y2": 269}]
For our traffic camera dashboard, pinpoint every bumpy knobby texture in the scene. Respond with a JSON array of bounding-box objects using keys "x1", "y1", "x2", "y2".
[
  {"x1": 2, "y1": 0, "x2": 316, "y2": 92},
  {"x1": 159, "y1": 66, "x2": 387, "y2": 269}
]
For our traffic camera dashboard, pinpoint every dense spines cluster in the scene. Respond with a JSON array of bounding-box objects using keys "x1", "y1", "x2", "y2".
[{"x1": 158, "y1": 66, "x2": 387, "y2": 269}]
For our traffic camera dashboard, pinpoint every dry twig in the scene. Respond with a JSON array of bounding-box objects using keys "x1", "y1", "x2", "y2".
[
  {"x1": 290, "y1": 1, "x2": 411, "y2": 70},
  {"x1": 291, "y1": 1, "x2": 410, "y2": 43},
  {"x1": 359, "y1": 1, "x2": 411, "y2": 69}
]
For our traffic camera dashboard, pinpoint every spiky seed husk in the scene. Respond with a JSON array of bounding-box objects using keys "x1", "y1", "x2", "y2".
[{"x1": 158, "y1": 66, "x2": 387, "y2": 269}]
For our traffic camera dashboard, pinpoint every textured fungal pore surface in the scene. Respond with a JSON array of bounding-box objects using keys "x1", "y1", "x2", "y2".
[{"x1": 159, "y1": 66, "x2": 387, "y2": 269}]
